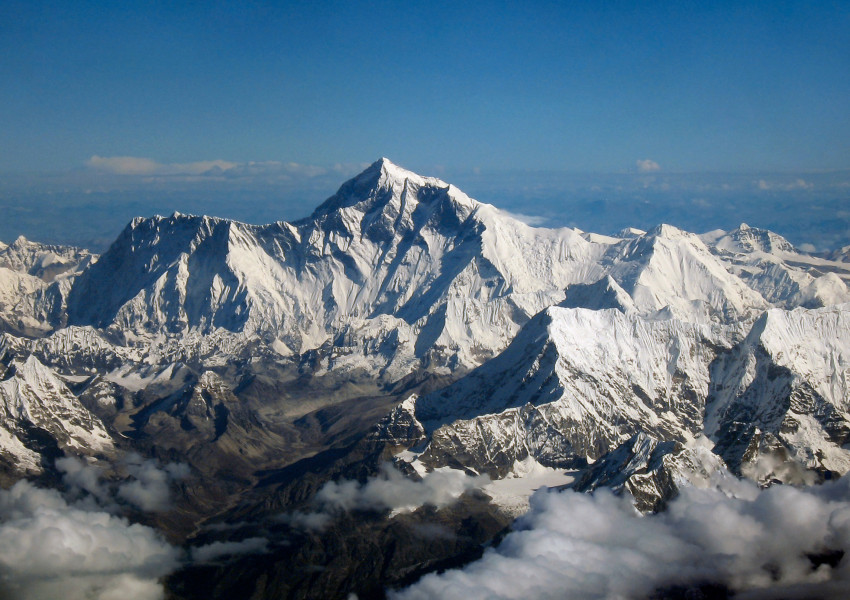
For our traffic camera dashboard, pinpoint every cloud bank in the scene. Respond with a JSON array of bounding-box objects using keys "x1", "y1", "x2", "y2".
[
  {"x1": 757, "y1": 178, "x2": 814, "y2": 191},
  {"x1": 393, "y1": 477, "x2": 850, "y2": 600},
  {"x1": 87, "y1": 155, "x2": 238, "y2": 176},
  {"x1": 0, "y1": 480, "x2": 180, "y2": 600}
]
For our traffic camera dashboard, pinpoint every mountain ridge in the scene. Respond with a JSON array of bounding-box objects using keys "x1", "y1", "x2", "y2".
[{"x1": 1, "y1": 159, "x2": 850, "y2": 598}]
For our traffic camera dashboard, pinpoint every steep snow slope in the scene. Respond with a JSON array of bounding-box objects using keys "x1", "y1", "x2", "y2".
[
  {"x1": 0, "y1": 353, "x2": 113, "y2": 474},
  {"x1": 60, "y1": 159, "x2": 793, "y2": 382},
  {"x1": 706, "y1": 303, "x2": 850, "y2": 477},
  {"x1": 602, "y1": 224, "x2": 769, "y2": 323},
  {"x1": 382, "y1": 302, "x2": 850, "y2": 510},
  {"x1": 389, "y1": 306, "x2": 728, "y2": 477},
  {"x1": 64, "y1": 159, "x2": 613, "y2": 374},
  {"x1": 0, "y1": 268, "x2": 55, "y2": 336}
]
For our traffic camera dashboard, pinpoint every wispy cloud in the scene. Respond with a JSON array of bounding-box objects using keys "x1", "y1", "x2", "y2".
[
  {"x1": 757, "y1": 178, "x2": 814, "y2": 191},
  {"x1": 394, "y1": 476, "x2": 850, "y2": 600},
  {"x1": 85, "y1": 155, "x2": 369, "y2": 181},
  {"x1": 87, "y1": 155, "x2": 238, "y2": 176},
  {"x1": 316, "y1": 465, "x2": 487, "y2": 514},
  {"x1": 498, "y1": 209, "x2": 549, "y2": 227},
  {"x1": 190, "y1": 537, "x2": 269, "y2": 563},
  {"x1": 636, "y1": 158, "x2": 661, "y2": 172},
  {"x1": 117, "y1": 454, "x2": 190, "y2": 512}
]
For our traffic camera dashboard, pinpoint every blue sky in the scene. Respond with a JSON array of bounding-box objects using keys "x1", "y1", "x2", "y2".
[
  {"x1": 1, "y1": 1, "x2": 849, "y2": 248},
  {"x1": 3, "y1": 0, "x2": 848, "y2": 173}
]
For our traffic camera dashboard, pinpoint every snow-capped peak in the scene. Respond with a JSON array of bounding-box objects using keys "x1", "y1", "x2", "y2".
[
  {"x1": 375, "y1": 157, "x2": 448, "y2": 188},
  {"x1": 718, "y1": 223, "x2": 797, "y2": 255},
  {"x1": 0, "y1": 354, "x2": 114, "y2": 464},
  {"x1": 308, "y1": 158, "x2": 478, "y2": 227},
  {"x1": 648, "y1": 223, "x2": 691, "y2": 240},
  {"x1": 0, "y1": 235, "x2": 94, "y2": 282},
  {"x1": 616, "y1": 227, "x2": 647, "y2": 238}
]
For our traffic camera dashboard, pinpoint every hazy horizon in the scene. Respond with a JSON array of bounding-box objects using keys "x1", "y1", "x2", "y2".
[{"x1": 2, "y1": 159, "x2": 848, "y2": 253}]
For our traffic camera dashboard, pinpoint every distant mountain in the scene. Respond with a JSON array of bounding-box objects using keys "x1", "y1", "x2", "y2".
[
  {"x1": 0, "y1": 235, "x2": 95, "y2": 282},
  {"x1": 703, "y1": 223, "x2": 850, "y2": 308},
  {"x1": 0, "y1": 237, "x2": 95, "y2": 337}
]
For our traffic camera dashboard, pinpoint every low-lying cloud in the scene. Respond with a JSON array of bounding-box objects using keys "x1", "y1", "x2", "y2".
[
  {"x1": 0, "y1": 480, "x2": 180, "y2": 600},
  {"x1": 190, "y1": 537, "x2": 269, "y2": 563},
  {"x1": 393, "y1": 476, "x2": 850, "y2": 600},
  {"x1": 317, "y1": 464, "x2": 489, "y2": 514},
  {"x1": 118, "y1": 454, "x2": 190, "y2": 512},
  {"x1": 284, "y1": 464, "x2": 489, "y2": 530},
  {"x1": 757, "y1": 178, "x2": 814, "y2": 191},
  {"x1": 57, "y1": 453, "x2": 188, "y2": 512}
]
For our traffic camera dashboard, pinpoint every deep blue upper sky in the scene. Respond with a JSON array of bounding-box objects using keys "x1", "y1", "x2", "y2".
[
  {"x1": 1, "y1": 2, "x2": 849, "y2": 251},
  {"x1": 2, "y1": 0, "x2": 848, "y2": 173}
]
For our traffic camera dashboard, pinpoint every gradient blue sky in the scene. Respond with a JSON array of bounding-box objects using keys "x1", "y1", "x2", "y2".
[
  {"x1": 1, "y1": 1, "x2": 849, "y2": 250},
  {"x1": 2, "y1": 0, "x2": 848, "y2": 173}
]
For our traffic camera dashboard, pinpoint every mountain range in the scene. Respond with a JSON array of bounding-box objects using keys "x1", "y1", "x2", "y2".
[{"x1": 1, "y1": 158, "x2": 849, "y2": 599}]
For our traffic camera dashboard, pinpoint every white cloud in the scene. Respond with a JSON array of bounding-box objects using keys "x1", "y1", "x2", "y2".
[
  {"x1": 117, "y1": 454, "x2": 189, "y2": 512},
  {"x1": 57, "y1": 454, "x2": 188, "y2": 513},
  {"x1": 498, "y1": 209, "x2": 549, "y2": 227},
  {"x1": 393, "y1": 477, "x2": 850, "y2": 600},
  {"x1": 636, "y1": 159, "x2": 661, "y2": 172},
  {"x1": 281, "y1": 464, "x2": 489, "y2": 530},
  {"x1": 84, "y1": 156, "x2": 363, "y2": 182},
  {"x1": 0, "y1": 480, "x2": 180, "y2": 600},
  {"x1": 190, "y1": 537, "x2": 269, "y2": 563},
  {"x1": 316, "y1": 464, "x2": 488, "y2": 515},
  {"x1": 757, "y1": 178, "x2": 814, "y2": 191},
  {"x1": 87, "y1": 155, "x2": 162, "y2": 175},
  {"x1": 87, "y1": 155, "x2": 238, "y2": 176},
  {"x1": 278, "y1": 510, "x2": 333, "y2": 531},
  {"x1": 56, "y1": 456, "x2": 110, "y2": 502}
]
